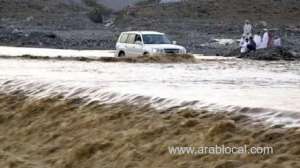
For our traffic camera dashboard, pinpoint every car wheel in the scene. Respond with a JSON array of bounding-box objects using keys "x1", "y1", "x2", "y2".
[
  {"x1": 118, "y1": 51, "x2": 125, "y2": 57},
  {"x1": 143, "y1": 52, "x2": 150, "y2": 57}
]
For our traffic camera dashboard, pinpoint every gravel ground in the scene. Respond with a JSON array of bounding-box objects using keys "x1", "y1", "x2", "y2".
[{"x1": 0, "y1": 0, "x2": 300, "y2": 56}]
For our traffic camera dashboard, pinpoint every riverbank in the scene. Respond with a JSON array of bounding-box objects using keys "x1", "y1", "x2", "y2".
[
  {"x1": 0, "y1": 92, "x2": 299, "y2": 168},
  {"x1": 226, "y1": 48, "x2": 300, "y2": 61},
  {"x1": 1, "y1": 0, "x2": 300, "y2": 56}
]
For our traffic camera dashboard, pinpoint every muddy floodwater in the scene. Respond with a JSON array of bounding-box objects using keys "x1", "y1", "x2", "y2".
[{"x1": 1, "y1": 58, "x2": 300, "y2": 127}]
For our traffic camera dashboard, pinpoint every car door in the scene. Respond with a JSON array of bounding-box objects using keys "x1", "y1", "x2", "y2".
[
  {"x1": 116, "y1": 33, "x2": 128, "y2": 54},
  {"x1": 125, "y1": 34, "x2": 136, "y2": 57},
  {"x1": 132, "y1": 34, "x2": 144, "y2": 56}
]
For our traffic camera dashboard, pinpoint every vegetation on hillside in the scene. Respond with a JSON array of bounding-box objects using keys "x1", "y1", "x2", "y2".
[
  {"x1": 84, "y1": 0, "x2": 113, "y2": 23},
  {"x1": 117, "y1": 0, "x2": 300, "y2": 22}
]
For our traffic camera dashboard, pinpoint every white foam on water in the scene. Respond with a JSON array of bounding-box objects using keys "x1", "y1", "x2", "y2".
[
  {"x1": 0, "y1": 46, "x2": 115, "y2": 58},
  {"x1": 1, "y1": 55, "x2": 300, "y2": 127}
]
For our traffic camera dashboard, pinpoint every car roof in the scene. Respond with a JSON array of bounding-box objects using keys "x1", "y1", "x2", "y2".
[{"x1": 122, "y1": 31, "x2": 164, "y2": 35}]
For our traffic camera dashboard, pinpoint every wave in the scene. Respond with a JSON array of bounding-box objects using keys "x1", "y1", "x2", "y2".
[
  {"x1": 0, "y1": 79, "x2": 299, "y2": 127},
  {"x1": 1, "y1": 79, "x2": 300, "y2": 168}
]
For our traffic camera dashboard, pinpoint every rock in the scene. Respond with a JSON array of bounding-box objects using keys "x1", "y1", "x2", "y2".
[
  {"x1": 12, "y1": 28, "x2": 21, "y2": 34},
  {"x1": 259, "y1": 20, "x2": 268, "y2": 27},
  {"x1": 226, "y1": 48, "x2": 297, "y2": 61},
  {"x1": 42, "y1": 7, "x2": 50, "y2": 12},
  {"x1": 25, "y1": 16, "x2": 34, "y2": 22}
]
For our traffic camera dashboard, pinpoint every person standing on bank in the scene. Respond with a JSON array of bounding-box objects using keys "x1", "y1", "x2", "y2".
[
  {"x1": 247, "y1": 36, "x2": 257, "y2": 52},
  {"x1": 261, "y1": 29, "x2": 269, "y2": 49},
  {"x1": 243, "y1": 20, "x2": 253, "y2": 38},
  {"x1": 241, "y1": 38, "x2": 249, "y2": 54},
  {"x1": 253, "y1": 31, "x2": 262, "y2": 49},
  {"x1": 267, "y1": 31, "x2": 274, "y2": 48}
]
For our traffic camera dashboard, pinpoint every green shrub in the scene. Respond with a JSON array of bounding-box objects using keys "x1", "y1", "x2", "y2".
[{"x1": 85, "y1": 1, "x2": 112, "y2": 23}]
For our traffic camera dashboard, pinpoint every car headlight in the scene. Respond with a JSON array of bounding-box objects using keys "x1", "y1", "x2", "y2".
[{"x1": 152, "y1": 48, "x2": 164, "y2": 53}]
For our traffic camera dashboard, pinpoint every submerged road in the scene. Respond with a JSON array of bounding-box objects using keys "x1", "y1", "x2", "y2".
[{"x1": 0, "y1": 46, "x2": 232, "y2": 61}]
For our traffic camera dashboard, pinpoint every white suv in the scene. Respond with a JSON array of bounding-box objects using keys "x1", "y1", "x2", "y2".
[{"x1": 115, "y1": 31, "x2": 187, "y2": 57}]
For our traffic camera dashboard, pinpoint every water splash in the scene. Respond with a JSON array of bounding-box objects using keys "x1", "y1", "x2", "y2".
[{"x1": 1, "y1": 58, "x2": 300, "y2": 127}]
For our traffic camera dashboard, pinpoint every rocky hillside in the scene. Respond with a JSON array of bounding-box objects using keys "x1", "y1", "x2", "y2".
[
  {"x1": 116, "y1": 0, "x2": 300, "y2": 54},
  {"x1": 0, "y1": 0, "x2": 300, "y2": 54},
  {"x1": 115, "y1": 0, "x2": 300, "y2": 29},
  {"x1": 0, "y1": 0, "x2": 118, "y2": 49}
]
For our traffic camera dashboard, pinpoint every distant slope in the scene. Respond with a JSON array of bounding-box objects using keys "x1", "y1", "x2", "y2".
[
  {"x1": 95, "y1": 0, "x2": 143, "y2": 10},
  {"x1": 0, "y1": 0, "x2": 300, "y2": 53},
  {"x1": 115, "y1": 0, "x2": 300, "y2": 54},
  {"x1": 127, "y1": 0, "x2": 300, "y2": 22},
  {"x1": 64, "y1": 0, "x2": 145, "y2": 11},
  {"x1": 0, "y1": 0, "x2": 84, "y2": 19},
  {"x1": 0, "y1": 0, "x2": 140, "y2": 18}
]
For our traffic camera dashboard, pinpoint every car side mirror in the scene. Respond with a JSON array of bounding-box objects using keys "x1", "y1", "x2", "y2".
[
  {"x1": 135, "y1": 41, "x2": 143, "y2": 45},
  {"x1": 172, "y1": 41, "x2": 177, "y2": 45}
]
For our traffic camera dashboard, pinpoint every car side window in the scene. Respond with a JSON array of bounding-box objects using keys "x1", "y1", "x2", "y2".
[
  {"x1": 135, "y1": 34, "x2": 142, "y2": 42},
  {"x1": 119, "y1": 33, "x2": 128, "y2": 43},
  {"x1": 126, "y1": 34, "x2": 136, "y2": 44}
]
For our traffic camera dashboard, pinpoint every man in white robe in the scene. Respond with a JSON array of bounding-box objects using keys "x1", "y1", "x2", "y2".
[
  {"x1": 261, "y1": 29, "x2": 269, "y2": 49},
  {"x1": 243, "y1": 20, "x2": 252, "y2": 38},
  {"x1": 240, "y1": 36, "x2": 246, "y2": 48},
  {"x1": 273, "y1": 37, "x2": 282, "y2": 48},
  {"x1": 253, "y1": 33, "x2": 262, "y2": 49}
]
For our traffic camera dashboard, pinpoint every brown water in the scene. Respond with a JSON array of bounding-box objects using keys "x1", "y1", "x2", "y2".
[
  {"x1": 1, "y1": 57, "x2": 300, "y2": 168},
  {"x1": 0, "y1": 58, "x2": 300, "y2": 126}
]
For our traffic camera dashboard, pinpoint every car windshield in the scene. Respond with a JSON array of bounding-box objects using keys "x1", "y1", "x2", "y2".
[{"x1": 142, "y1": 34, "x2": 171, "y2": 44}]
